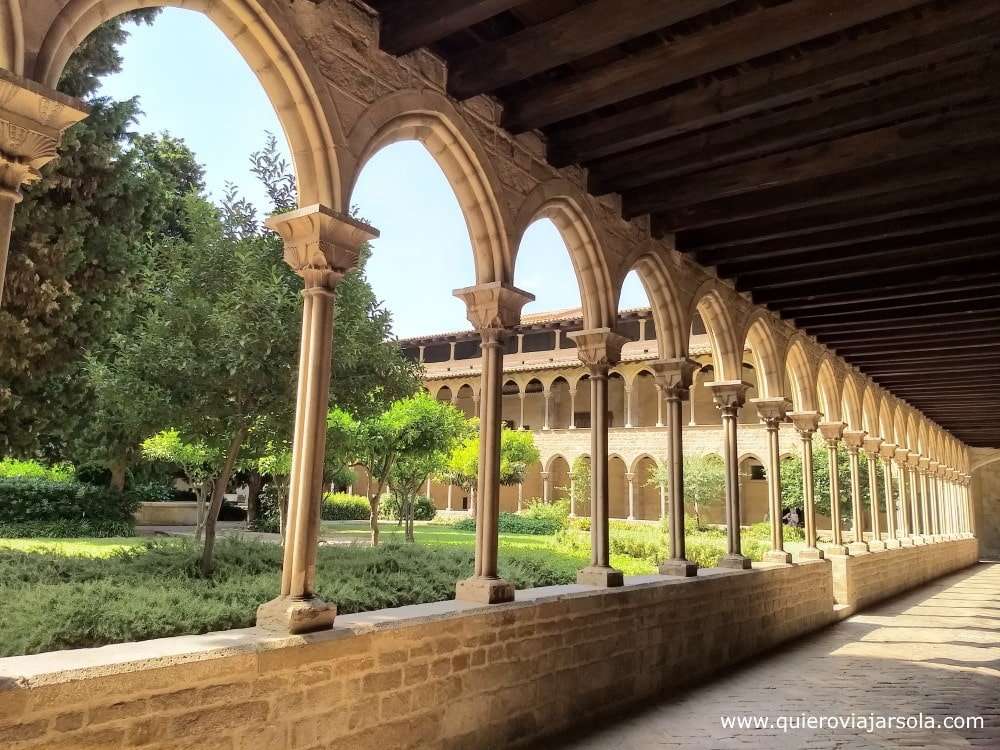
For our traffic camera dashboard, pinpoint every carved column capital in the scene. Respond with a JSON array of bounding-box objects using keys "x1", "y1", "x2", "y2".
[
  {"x1": 862, "y1": 436, "x2": 883, "y2": 459},
  {"x1": 568, "y1": 328, "x2": 627, "y2": 375},
  {"x1": 918, "y1": 456, "x2": 930, "y2": 473},
  {"x1": 0, "y1": 71, "x2": 88, "y2": 193},
  {"x1": 819, "y1": 421, "x2": 847, "y2": 446},
  {"x1": 879, "y1": 442, "x2": 898, "y2": 462},
  {"x1": 266, "y1": 204, "x2": 378, "y2": 291},
  {"x1": 842, "y1": 429, "x2": 867, "y2": 453},
  {"x1": 789, "y1": 410, "x2": 822, "y2": 437},
  {"x1": 650, "y1": 357, "x2": 699, "y2": 400},
  {"x1": 752, "y1": 397, "x2": 792, "y2": 428},
  {"x1": 707, "y1": 380, "x2": 751, "y2": 416},
  {"x1": 906, "y1": 452, "x2": 921, "y2": 469},
  {"x1": 454, "y1": 281, "x2": 534, "y2": 336},
  {"x1": 894, "y1": 447, "x2": 911, "y2": 467}
]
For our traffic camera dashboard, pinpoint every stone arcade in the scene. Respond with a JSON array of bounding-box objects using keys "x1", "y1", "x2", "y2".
[{"x1": 0, "y1": 1, "x2": 996, "y2": 748}]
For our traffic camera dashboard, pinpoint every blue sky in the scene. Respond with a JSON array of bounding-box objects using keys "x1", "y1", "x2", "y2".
[{"x1": 98, "y1": 9, "x2": 648, "y2": 338}]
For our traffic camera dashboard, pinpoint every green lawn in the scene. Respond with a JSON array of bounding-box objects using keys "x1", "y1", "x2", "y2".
[{"x1": 0, "y1": 537, "x2": 145, "y2": 557}]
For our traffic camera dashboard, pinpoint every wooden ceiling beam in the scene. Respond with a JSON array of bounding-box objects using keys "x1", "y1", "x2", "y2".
[
  {"x1": 379, "y1": 0, "x2": 529, "y2": 54},
  {"x1": 765, "y1": 278, "x2": 1000, "y2": 312},
  {"x1": 590, "y1": 57, "x2": 996, "y2": 193},
  {"x1": 547, "y1": 1, "x2": 1000, "y2": 162},
  {"x1": 447, "y1": 0, "x2": 734, "y2": 98},
  {"x1": 804, "y1": 312, "x2": 1000, "y2": 334},
  {"x1": 627, "y1": 107, "x2": 1000, "y2": 216}
]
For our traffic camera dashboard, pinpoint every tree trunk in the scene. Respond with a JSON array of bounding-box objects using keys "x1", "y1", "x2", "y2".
[
  {"x1": 109, "y1": 460, "x2": 127, "y2": 493},
  {"x1": 369, "y1": 497, "x2": 380, "y2": 547},
  {"x1": 245, "y1": 470, "x2": 264, "y2": 528},
  {"x1": 194, "y1": 484, "x2": 207, "y2": 543},
  {"x1": 405, "y1": 496, "x2": 415, "y2": 543},
  {"x1": 200, "y1": 424, "x2": 249, "y2": 576}
]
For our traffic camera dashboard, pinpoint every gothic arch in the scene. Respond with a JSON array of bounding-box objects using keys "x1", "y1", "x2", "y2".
[
  {"x1": 32, "y1": 0, "x2": 344, "y2": 210},
  {"x1": 741, "y1": 311, "x2": 787, "y2": 400},
  {"x1": 816, "y1": 356, "x2": 842, "y2": 423},
  {"x1": 861, "y1": 381, "x2": 881, "y2": 437},
  {"x1": 347, "y1": 90, "x2": 512, "y2": 286},
  {"x1": 841, "y1": 373, "x2": 863, "y2": 431},
  {"x1": 784, "y1": 336, "x2": 818, "y2": 412},
  {"x1": 879, "y1": 396, "x2": 897, "y2": 445},
  {"x1": 513, "y1": 179, "x2": 615, "y2": 331},
  {"x1": 630, "y1": 252, "x2": 685, "y2": 359},
  {"x1": 688, "y1": 281, "x2": 742, "y2": 382},
  {"x1": 0, "y1": 0, "x2": 21, "y2": 74}
]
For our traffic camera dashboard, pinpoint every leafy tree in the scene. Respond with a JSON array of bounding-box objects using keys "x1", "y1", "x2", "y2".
[
  {"x1": 566, "y1": 456, "x2": 591, "y2": 516},
  {"x1": 331, "y1": 393, "x2": 468, "y2": 545},
  {"x1": 662, "y1": 453, "x2": 725, "y2": 528},
  {"x1": 780, "y1": 445, "x2": 871, "y2": 521},
  {"x1": 438, "y1": 425, "x2": 540, "y2": 516},
  {"x1": 141, "y1": 430, "x2": 218, "y2": 539}
]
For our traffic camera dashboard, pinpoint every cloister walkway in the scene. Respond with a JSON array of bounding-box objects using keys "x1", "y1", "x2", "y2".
[{"x1": 539, "y1": 563, "x2": 1000, "y2": 750}]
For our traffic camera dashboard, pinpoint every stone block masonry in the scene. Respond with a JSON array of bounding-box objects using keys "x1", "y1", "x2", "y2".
[
  {"x1": 829, "y1": 538, "x2": 978, "y2": 615},
  {"x1": 1, "y1": 562, "x2": 836, "y2": 750}
]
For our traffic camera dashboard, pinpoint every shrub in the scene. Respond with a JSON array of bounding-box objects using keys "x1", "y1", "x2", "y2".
[
  {"x1": 123, "y1": 481, "x2": 176, "y2": 504},
  {"x1": 0, "y1": 459, "x2": 74, "y2": 482},
  {"x1": 745, "y1": 521, "x2": 806, "y2": 543},
  {"x1": 448, "y1": 512, "x2": 562, "y2": 535},
  {"x1": 0, "y1": 478, "x2": 138, "y2": 538},
  {"x1": 379, "y1": 494, "x2": 437, "y2": 522},
  {"x1": 321, "y1": 493, "x2": 371, "y2": 521},
  {"x1": 521, "y1": 498, "x2": 570, "y2": 530}
]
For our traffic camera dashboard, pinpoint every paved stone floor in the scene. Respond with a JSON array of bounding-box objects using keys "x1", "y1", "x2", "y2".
[{"x1": 539, "y1": 563, "x2": 1000, "y2": 750}]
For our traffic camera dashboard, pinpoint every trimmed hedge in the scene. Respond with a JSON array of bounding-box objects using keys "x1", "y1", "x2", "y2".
[
  {"x1": 452, "y1": 512, "x2": 563, "y2": 536},
  {"x1": 0, "y1": 478, "x2": 139, "y2": 538},
  {"x1": 321, "y1": 493, "x2": 371, "y2": 521}
]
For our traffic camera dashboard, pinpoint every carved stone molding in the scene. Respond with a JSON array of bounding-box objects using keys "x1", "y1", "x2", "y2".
[
  {"x1": 568, "y1": 328, "x2": 627, "y2": 371},
  {"x1": 842, "y1": 429, "x2": 867, "y2": 451},
  {"x1": 453, "y1": 281, "x2": 534, "y2": 333},
  {"x1": 0, "y1": 70, "x2": 87, "y2": 192},
  {"x1": 650, "y1": 357, "x2": 699, "y2": 399},
  {"x1": 789, "y1": 411, "x2": 822, "y2": 436},
  {"x1": 751, "y1": 397, "x2": 792, "y2": 425},
  {"x1": 706, "y1": 380, "x2": 752, "y2": 411},
  {"x1": 265, "y1": 204, "x2": 378, "y2": 290}
]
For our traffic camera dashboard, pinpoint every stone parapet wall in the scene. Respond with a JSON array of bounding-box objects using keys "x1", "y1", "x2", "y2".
[
  {"x1": 829, "y1": 538, "x2": 979, "y2": 615},
  {"x1": 1, "y1": 563, "x2": 835, "y2": 750}
]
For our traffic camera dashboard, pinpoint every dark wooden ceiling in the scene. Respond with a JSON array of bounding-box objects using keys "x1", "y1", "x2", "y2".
[{"x1": 368, "y1": 0, "x2": 1000, "y2": 448}]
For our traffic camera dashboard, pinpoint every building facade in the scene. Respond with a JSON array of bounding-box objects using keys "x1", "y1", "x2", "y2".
[{"x1": 389, "y1": 307, "x2": 805, "y2": 526}]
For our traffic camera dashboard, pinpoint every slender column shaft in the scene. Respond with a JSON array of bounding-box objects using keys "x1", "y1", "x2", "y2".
[
  {"x1": 908, "y1": 467, "x2": 921, "y2": 535},
  {"x1": 659, "y1": 483, "x2": 666, "y2": 522},
  {"x1": 897, "y1": 463, "x2": 912, "y2": 535},
  {"x1": 766, "y1": 419, "x2": 784, "y2": 554},
  {"x1": 802, "y1": 434, "x2": 818, "y2": 550},
  {"x1": 475, "y1": 332, "x2": 505, "y2": 578},
  {"x1": 542, "y1": 471, "x2": 550, "y2": 503},
  {"x1": 543, "y1": 391, "x2": 551, "y2": 430},
  {"x1": 590, "y1": 369, "x2": 611, "y2": 567},
  {"x1": 447, "y1": 484, "x2": 453, "y2": 511},
  {"x1": 655, "y1": 385, "x2": 664, "y2": 427},
  {"x1": 883, "y1": 458, "x2": 897, "y2": 540},
  {"x1": 721, "y1": 405, "x2": 744, "y2": 561},
  {"x1": 281, "y1": 284, "x2": 335, "y2": 600},
  {"x1": 667, "y1": 395, "x2": 686, "y2": 560},
  {"x1": 866, "y1": 455, "x2": 881, "y2": 543},
  {"x1": 827, "y1": 441, "x2": 844, "y2": 548},
  {"x1": 848, "y1": 447, "x2": 865, "y2": 549},
  {"x1": 518, "y1": 393, "x2": 525, "y2": 429},
  {"x1": 0, "y1": 190, "x2": 19, "y2": 305},
  {"x1": 626, "y1": 472, "x2": 636, "y2": 520},
  {"x1": 568, "y1": 390, "x2": 576, "y2": 429},
  {"x1": 920, "y1": 471, "x2": 931, "y2": 536},
  {"x1": 624, "y1": 385, "x2": 633, "y2": 428},
  {"x1": 517, "y1": 482, "x2": 523, "y2": 513}
]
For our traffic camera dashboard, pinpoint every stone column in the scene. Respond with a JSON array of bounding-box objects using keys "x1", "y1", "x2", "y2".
[
  {"x1": 517, "y1": 482, "x2": 524, "y2": 513},
  {"x1": 543, "y1": 389, "x2": 551, "y2": 430},
  {"x1": 918, "y1": 457, "x2": 932, "y2": 541},
  {"x1": 754, "y1": 398, "x2": 793, "y2": 564},
  {"x1": 447, "y1": 484, "x2": 454, "y2": 511},
  {"x1": 655, "y1": 384, "x2": 664, "y2": 427},
  {"x1": 863, "y1": 438, "x2": 886, "y2": 551},
  {"x1": 819, "y1": 422, "x2": 849, "y2": 556},
  {"x1": 659, "y1": 483, "x2": 667, "y2": 522},
  {"x1": 454, "y1": 283, "x2": 534, "y2": 604},
  {"x1": 790, "y1": 412, "x2": 823, "y2": 560},
  {"x1": 541, "y1": 471, "x2": 551, "y2": 503},
  {"x1": 843, "y1": 430, "x2": 869, "y2": 554},
  {"x1": 570, "y1": 329, "x2": 627, "y2": 588},
  {"x1": 568, "y1": 388, "x2": 577, "y2": 429},
  {"x1": 964, "y1": 474, "x2": 975, "y2": 537},
  {"x1": 625, "y1": 472, "x2": 636, "y2": 520},
  {"x1": 927, "y1": 461, "x2": 940, "y2": 537},
  {"x1": 257, "y1": 205, "x2": 378, "y2": 634},
  {"x1": 879, "y1": 443, "x2": 901, "y2": 548},
  {"x1": 652, "y1": 358, "x2": 698, "y2": 575},
  {"x1": 624, "y1": 385, "x2": 633, "y2": 428},
  {"x1": 894, "y1": 449, "x2": 915, "y2": 546},
  {"x1": 907, "y1": 453, "x2": 924, "y2": 544},
  {"x1": 0, "y1": 73, "x2": 89, "y2": 304},
  {"x1": 709, "y1": 380, "x2": 753, "y2": 569}
]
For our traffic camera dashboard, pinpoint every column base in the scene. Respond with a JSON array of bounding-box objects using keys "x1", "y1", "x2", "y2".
[
  {"x1": 717, "y1": 553, "x2": 751, "y2": 570},
  {"x1": 797, "y1": 546, "x2": 824, "y2": 561},
  {"x1": 455, "y1": 576, "x2": 515, "y2": 604},
  {"x1": 256, "y1": 595, "x2": 336, "y2": 635},
  {"x1": 910, "y1": 536, "x2": 926, "y2": 546},
  {"x1": 847, "y1": 542, "x2": 870, "y2": 555},
  {"x1": 898, "y1": 537, "x2": 915, "y2": 547},
  {"x1": 577, "y1": 565, "x2": 625, "y2": 588},
  {"x1": 659, "y1": 558, "x2": 698, "y2": 577},
  {"x1": 763, "y1": 550, "x2": 793, "y2": 564},
  {"x1": 883, "y1": 538, "x2": 901, "y2": 549},
  {"x1": 823, "y1": 544, "x2": 850, "y2": 556},
  {"x1": 867, "y1": 540, "x2": 887, "y2": 552}
]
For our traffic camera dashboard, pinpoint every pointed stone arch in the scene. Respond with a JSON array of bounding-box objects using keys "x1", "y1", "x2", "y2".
[
  {"x1": 32, "y1": 0, "x2": 344, "y2": 210},
  {"x1": 861, "y1": 381, "x2": 881, "y2": 437},
  {"x1": 879, "y1": 396, "x2": 897, "y2": 445},
  {"x1": 688, "y1": 280, "x2": 742, "y2": 382},
  {"x1": 513, "y1": 178, "x2": 615, "y2": 331},
  {"x1": 0, "y1": 0, "x2": 22, "y2": 74},
  {"x1": 784, "y1": 336, "x2": 818, "y2": 412},
  {"x1": 816, "y1": 356, "x2": 843, "y2": 423},
  {"x1": 630, "y1": 252, "x2": 685, "y2": 359},
  {"x1": 347, "y1": 89, "x2": 512, "y2": 286},
  {"x1": 841, "y1": 372, "x2": 863, "y2": 431},
  {"x1": 740, "y1": 310, "x2": 787, "y2": 400}
]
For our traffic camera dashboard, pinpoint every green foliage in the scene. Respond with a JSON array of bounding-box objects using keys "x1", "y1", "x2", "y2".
[
  {"x1": 379, "y1": 494, "x2": 437, "y2": 522},
  {"x1": 438, "y1": 425, "x2": 540, "y2": 492},
  {"x1": 0, "y1": 536, "x2": 575, "y2": 656},
  {"x1": 568, "y1": 456, "x2": 591, "y2": 513},
  {"x1": 123, "y1": 482, "x2": 177, "y2": 504},
  {"x1": 521, "y1": 498, "x2": 570, "y2": 529},
  {"x1": 0, "y1": 459, "x2": 75, "y2": 482},
  {"x1": 780, "y1": 445, "x2": 871, "y2": 518},
  {"x1": 322, "y1": 493, "x2": 372, "y2": 521},
  {"x1": 453, "y1": 511, "x2": 564, "y2": 536},
  {"x1": 682, "y1": 454, "x2": 727, "y2": 525},
  {"x1": 745, "y1": 521, "x2": 805, "y2": 543},
  {"x1": 0, "y1": 478, "x2": 138, "y2": 537}
]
